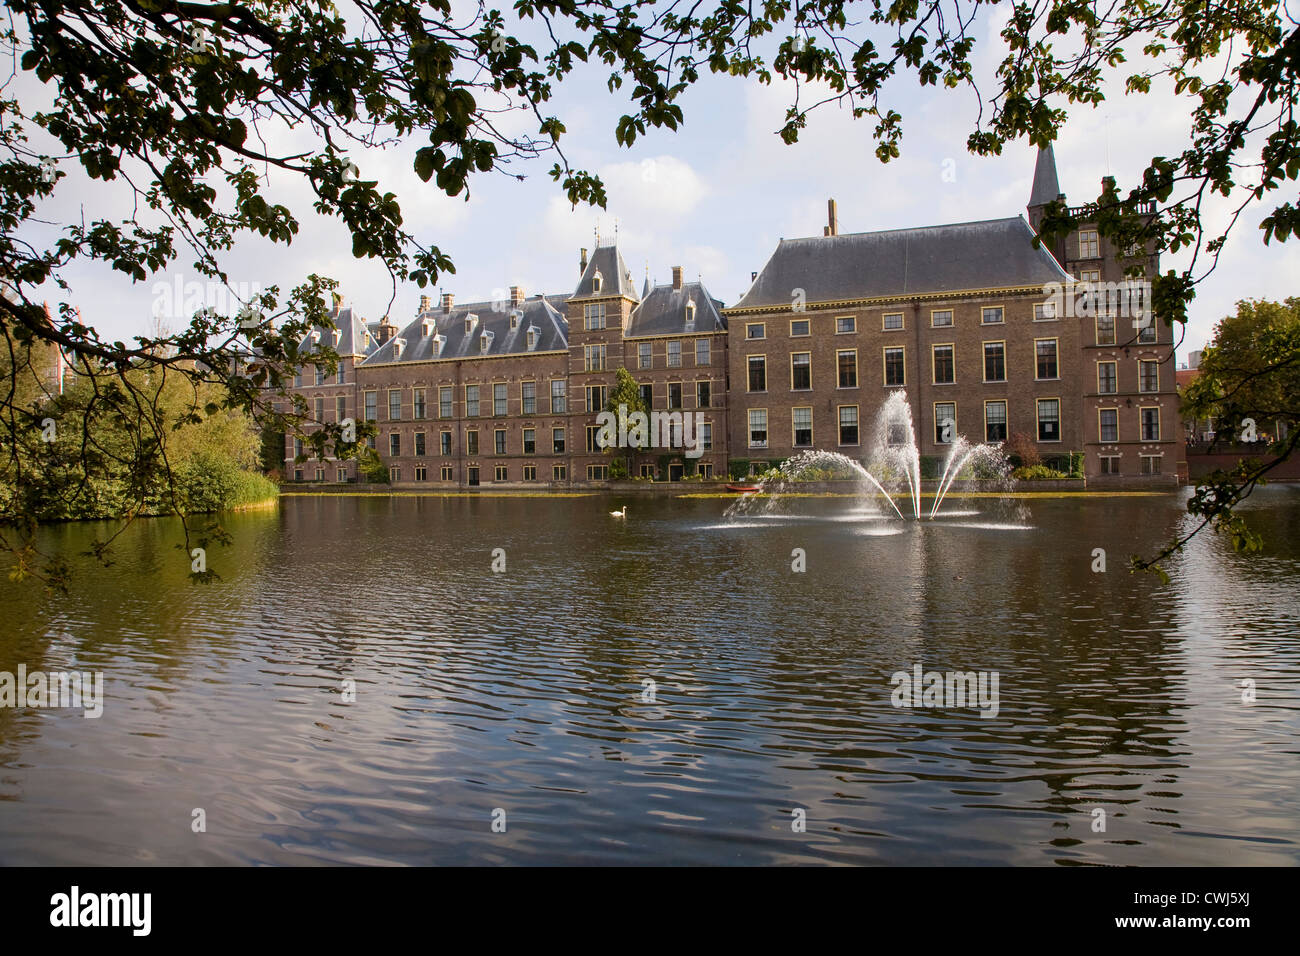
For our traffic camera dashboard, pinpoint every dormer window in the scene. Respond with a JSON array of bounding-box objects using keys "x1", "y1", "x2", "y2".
[
  {"x1": 309, "y1": 330, "x2": 321, "y2": 347},
  {"x1": 332, "y1": 329, "x2": 342, "y2": 346},
  {"x1": 509, "y1": 309, "x2": 521, "y2": 330},
  {"x1": 464, "y1": 313, "x2": 478, "y2": 334},
  {"x1": 393, "y1": 337, "x2": 406, "y2": 359},
  {"x1": 685, "y1": 300, "x2": 696, "y2": 330},
  {"x1": 480, "y1": 330, "x2": 494, "y2": 354},
  {"x1": 432, "y1": 333, "x2": 445, "y2": 357},
  {"x1": 421, "y1": 319, "x2": 434, "y2": 338},
  {"x1": 592, "y1": 270, "x2": 603, "y2": 293},
  {"x1": 526, "y1": 326, "x2": 538, "y2": 351}
]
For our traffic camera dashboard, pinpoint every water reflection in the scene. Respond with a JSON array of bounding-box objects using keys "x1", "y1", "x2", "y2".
[{"x1": 0, "y1": 489, "x2": 1297, "y2": 864}]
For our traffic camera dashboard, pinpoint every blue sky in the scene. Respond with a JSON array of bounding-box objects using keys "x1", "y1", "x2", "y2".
[{"x1": 21, "y1": 4, "x2": 1300, "y2": 358}]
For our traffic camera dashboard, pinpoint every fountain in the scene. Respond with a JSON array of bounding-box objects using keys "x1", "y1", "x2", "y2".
[{"x1": 725, "y1": 391, "x2": 1011, "y2": 520}]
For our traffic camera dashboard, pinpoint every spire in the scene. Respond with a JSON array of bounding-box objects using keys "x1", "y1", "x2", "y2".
[
  {"x1": 642, "y1": 263, "x2": 651, "y2": 299},
  {"x1": 1028, "y1": 143, "x2": 1061, "y2": 208}
]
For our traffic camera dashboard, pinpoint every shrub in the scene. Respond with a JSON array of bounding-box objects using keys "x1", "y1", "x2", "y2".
[
  {"x1": 1004, "y1": 432, "x2": 1041, "y2": 468},
  {"x1": 358, "y1": 448, "x2": 390, "y2": 484},
  {"x1": 608, "y1": 458, "x2": 629, "y2": 480},
  {"x1": 1011, "y1": 464, "x2": 1066, "y2": 480}
]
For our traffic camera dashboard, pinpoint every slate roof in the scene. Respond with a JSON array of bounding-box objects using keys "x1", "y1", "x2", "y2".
[
  {"x1": 1029, "y1": 144, "x2": 1062, "y2": 207},
  {"x1": 299, "y1": 306, "x2": 377, "y2": 357},
  {"x1": 729, "y1": 216, "x2": 1071, "y2": 311},
  {"x1": 626, "y1": 281, "x2": 727, "y2": 338},
  {"x1": 573, "y1": 244, "x2": 639, "y2": 300},
  {"x1": 360, "y1": 295, "x2": 568, "y2": 365}
]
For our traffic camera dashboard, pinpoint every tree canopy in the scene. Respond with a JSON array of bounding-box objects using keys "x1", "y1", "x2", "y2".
[{"x1": 2, "y1": 0, "x2": 1298, "y2": 581}]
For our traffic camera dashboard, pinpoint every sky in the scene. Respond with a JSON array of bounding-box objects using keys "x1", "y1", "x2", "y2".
[{"x1": 18, "y1": 3, "x2": 1300, "y2": 360}]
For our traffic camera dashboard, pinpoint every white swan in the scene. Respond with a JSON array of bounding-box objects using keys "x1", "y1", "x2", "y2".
[{"x1": 610, "y1": 505, "x2": 627, "y2": 518}]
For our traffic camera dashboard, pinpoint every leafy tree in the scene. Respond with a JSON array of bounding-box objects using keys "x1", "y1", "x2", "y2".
[
  {"x1": 3, "y1": 1, "x2": 1298, "y2": 582},
  {"x1": 603, "y1": 366, "x2": 648, "y2": 476},
  {"x1": 1135, "y1": 297, "x2": 1300, "y2": 576}
]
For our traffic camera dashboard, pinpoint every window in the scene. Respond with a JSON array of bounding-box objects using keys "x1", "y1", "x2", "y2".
[
  {"x1": 440, "y1": 432, "x2": 451, "y2": 455},
  {"x1": 746, "y1": 323, "x2": 766, "y2": 340},
  {"x1": 1139, "y1": 360, "x2": 1159, "y2": 392},
  {"x1": 389, "y1": 433, "x2": 401, "y2": 456},
  {"x1": 337, "y1": 467, "x2": 348, "y2": 482},
  {"x1": 793, "y1": 407, "x2": 813, "y2": 447},
  {"x1": 494, "y1": 429, "x2": 507, "y2": 455},
  {"x1": 314, "y1": 467, "x2": 325, "y2": 482},
  {"x1": 415, "y1": 465, "x2": 427, "y2": 482},
  {"x1": 696, "y1": 339, "x2": 710, "y2": 366},
  {"x1": 1141, "y1": 407, "x2": 1160, "y2": 441},
  {"x1": 523, "y1": 464, "x2": 537, "y2": 481},
  {"x1": 294, "y1": 468, "x2": 303, "y2": 481},
  {"x1": 553, "y1": 464, "x2": 567, "y2": 481},
  {"x1": 413, "y1": 388, "x2": 427, "y2": 419},
  {"x1": 791, "y1": 352, "x2": 812, "y2": 390},
  {"x1": 638, "y1": 342, "x2": 652, "y2": 369},
  {"x1": 884, "y1": 347, "x2": 905, "y2": 387},
  {"x1": 467, "y1": 466, "x2": 479, "y2": 486},
  {"x1": 364, "y1": 391, "x2": 377, "y2": 421},
  {"x1": 466, "y1": 430, "x2": 479, "y2": 455},
  {"x1": 838, "y1": 406, "x2": 860, "y2": 445},
  {"x1": 639, "y1": 383, "x2": 654, "y2": 409},
  {"x1": 389, "y1": 466, "x2": 401, "y2": 482},
  {"x1": 552, "y1": 427, "x2": 565, "y2": 454},
  {"x1": 495, "y1": 464, "x2": 508, "y2": 482},
  {"x1": 414, "y1": 432, "x2": 426, "y2": 456},
  {"x1": 314, "y1": 397, "x2": 324, "y2": 422},
  {"x1": 668, "y1": 383, "x2": 683, "y2": 409},
  {"x1": 1137, "y1": 315, "x2": 1157, "y2": 344},
  {"x1": 1037, "y1": 399, "x2": 1060, "y2": 442},
  {"x1": 790, "y1": 319, "x2": 810, "y2": 337},
  {"x1": 585, "y1": 384, "x2": 607, "y2": 413},
  {"x1": 748, "y1": 409, "x2": 768, "y2": 448},
  {"x1": 748, "y1": 355, "x2": 767, "y2": 392},
  {"x1": 494, "y1": 383, "x2": 508, "y2": 416},
  {"x1": 337, "y1": 368, "x2": 345, "y2": 385},
  {"x1": 1098, "y1": 361, "x2": 1117, "y2": 394},
  {"x1": 838, "y1": 315, "x2": 858, "y2": 333},
  {"x1": 293, "y1": 373, "x2": 302, "y2": 388},
  {"x1": 696, "y1": 381, "x2": 711, "y2": 408},
  {"x1": 931, "y1": 309, "x2": 953, "y2": 328},
  {"x1": 1141, "y1": 455, "x2": 1162, "y2": 475},
  {"x1": 1100, "y1": 456, "x2": 1120, "y2": 475},
  {"x1": 882, "y1": 313, "x2": 903, "y2": 331},
  {"x1": 934, "y1": 402, "x2": 956, "y2": 444},
  {"x1": 985, "y1": 401, "x2": 1007, "y2": 442},
  {"x1": 984, "y1": 342, "x2": 1006, "y2": 382},
  {"x1": 700, "y1": 422, "x2": 713, "y2": 451},
  {"x1": 521, "y1": 381, "x2": 536, "y2": 415},
  {"x1": 584, "y1": 344, "x2": 606, "y2": 371},
  {"x1": 1035, "y1": 339, "x2": 1059, "y2": 380},
  {"x1": 315, "y1": 368, "x2": 325, "y2": 386},
  {"x1": 1079, "y1": 229, "x2": 1100, "y2": 258},
  {"x1": 640, "y1": 463, "x2": 657, "y2": 479},
  {"x1": 1100, "y1": 408, "x2": 1119, "y2": 443},
  {"x1": 587, "y1": 464, "x2": 608, "y2": 481},
  {"x1": 465, "y1": 384, "x2": 480, "y2": 417},
  {"x1": 837, "y1": 350, "x2": 858, "y2": 388},
  {"x1": 932, "y1": 345, "x2": 955, "y2": 384},
  {"x1": 440, "y1": 465, "x2": 453, "y2": 481},
  {"x1": 550, "y1": 380, "x2": 567, "y2": 414},
  {"x1": 1096, "y1": 314, "x2": 1116, "y2": 345},
  {"x1": 389, "y1": 389, "x2": 401, "y2": 420},
  {"x1": 336, "y1": 396, "x2": 346, "y2": 422},
  {"x1": 667, "y1": 341, "x2": 681, "y2": 368},
  {"x1": 584, "y1": 302, "x2": 606, "y2": 330},
  {"x1": 523, "y1": 428, "x2": 536, "y2": 454},
  {"x1": 1034, "y1": 302, "x2": 1057, "y2": 321},
  {"x1": 592, "y1": 272, "x2": 602, "y2": 294},
  {"x1": 982, "y1": 307, "x2": 1004, "y2": 325},
  {"x1": 439, "y1": 386, "x2": 453, "y2": 418}
]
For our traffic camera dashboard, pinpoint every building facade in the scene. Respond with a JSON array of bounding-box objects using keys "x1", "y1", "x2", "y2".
[{"x1": 286, "y1": 148, "x2": 1181, "y2": 485}]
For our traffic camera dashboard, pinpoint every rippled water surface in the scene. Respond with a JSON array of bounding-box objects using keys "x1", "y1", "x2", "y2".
[{"x1": 1, "y1": 489, "x2": 1298, "y2": 865}]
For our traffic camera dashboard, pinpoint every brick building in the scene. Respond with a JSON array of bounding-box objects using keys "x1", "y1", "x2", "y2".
[{"x1": 285, "y1": 147, "x2": 1181, "y2": 485}]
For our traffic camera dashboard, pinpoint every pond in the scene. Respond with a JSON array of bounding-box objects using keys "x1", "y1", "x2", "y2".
[{"x1": 1, "y1": 488, "x2": 1297, "y2": 865}]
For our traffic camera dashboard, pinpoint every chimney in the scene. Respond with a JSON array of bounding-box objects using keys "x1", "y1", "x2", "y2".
[
  {"x1": 418, "y1": 294, "x2": 430, "y2": 314},
  {"x1": 672, "y1": 266, "x2": 683, "y2": 290},
  {"x1": 440, "y1": 292, "x2": 454, "y2": 312},
  {"x1": 826, "y1": 198, "x2": 838, "y2": 237},
  {"x1": 376, "y1": 317, "x2": 395, "y2": 345},
  {"x1": 510, "y1": 285, "x2": 525, "y2": 307},
  {"x1": 331, "y1": 291, "x2": 343, "y2": 311},
  {"x1": 579, "y1": 248, "x2": 588, "y2": 275}
]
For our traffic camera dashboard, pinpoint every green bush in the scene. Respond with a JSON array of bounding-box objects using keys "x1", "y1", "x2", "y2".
[
  {"x1": 919, "y1": 455, "x2": 944, "y2": 479},
  {"x1": 359, "y1": 447, "x2": 390, "y2": 484},
  {"x1": 609, "y1": 457, "x2": 630, "y2": 480},
  {"x1": 1011, "y1": 464, "x2": 1068, "y2": 480},
  {"x1": 728, "y1": 459, "x2": 750, "y2": 479}
]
